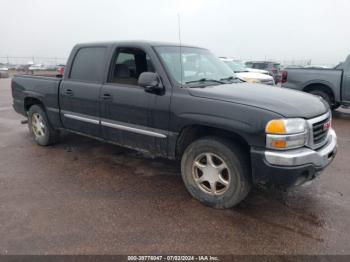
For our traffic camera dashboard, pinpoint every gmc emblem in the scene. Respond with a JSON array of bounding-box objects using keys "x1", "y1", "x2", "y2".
[{"x1": 323, "y1": 121, "x2": 331, "y2": 131}]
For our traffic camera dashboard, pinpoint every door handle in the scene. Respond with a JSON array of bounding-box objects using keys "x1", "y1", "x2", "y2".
[
  {"x1": 101, "y1": 93, "x2": 112, "y2": 101},
  {"x1": 66, "y1": 89, "x2": 74, "y2": 96}
]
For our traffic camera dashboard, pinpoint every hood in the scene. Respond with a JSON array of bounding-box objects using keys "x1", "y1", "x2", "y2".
[
  {"x1": 236, "y1": 72, "x2": 273, "y2": 80},
  {"x1": 247, "y1": 68, "x2": 269, "y2": 74},
  {"x1": 188, "y1": 83, "x2": 328, "y2": 118}
]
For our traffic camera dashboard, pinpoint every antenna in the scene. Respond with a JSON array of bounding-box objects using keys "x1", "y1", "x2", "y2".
[{"x1": 177, "y1": 12, "x2": 183, "y2": 86}]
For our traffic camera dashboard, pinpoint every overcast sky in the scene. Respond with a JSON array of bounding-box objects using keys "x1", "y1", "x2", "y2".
[{"x1": 1, "y1": 0, "x2": 349, "y2": 65}]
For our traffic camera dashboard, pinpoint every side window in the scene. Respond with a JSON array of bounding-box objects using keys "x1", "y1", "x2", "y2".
[
  {"x1": 69, "y1": 47, "x2": 106, "y2": 82},
  {"x1": 109, "y1": 47, "x2": 155, "y2": 85}
]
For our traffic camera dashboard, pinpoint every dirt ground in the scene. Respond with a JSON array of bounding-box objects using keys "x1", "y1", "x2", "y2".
[{"x1": 0, "y1": 78, "x2": 350, "y2": 255}]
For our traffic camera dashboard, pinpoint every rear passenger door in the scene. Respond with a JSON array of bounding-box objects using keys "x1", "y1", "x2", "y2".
[{"x1": 60, "y1": 46, "x2": 108, "y2": 137}]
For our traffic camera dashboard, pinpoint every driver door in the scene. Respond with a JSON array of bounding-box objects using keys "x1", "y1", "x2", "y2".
[{"x1": 100, "y1": 46, "x2": 169, "y2": 155}]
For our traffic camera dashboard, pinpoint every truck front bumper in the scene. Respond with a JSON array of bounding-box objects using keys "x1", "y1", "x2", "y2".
[{"x1": 251, "y1": 129, "x2": 337, "y2": 187}]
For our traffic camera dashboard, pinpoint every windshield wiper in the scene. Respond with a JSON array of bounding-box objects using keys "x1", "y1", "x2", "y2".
[
  {"x1": 220, "y1": 76, "x2": 239, "y2": 81},
  {"x1": 185, "y1": 78, "x2": 225, "y2": 85}
]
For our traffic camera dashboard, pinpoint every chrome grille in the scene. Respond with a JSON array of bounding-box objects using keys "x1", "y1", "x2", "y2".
[
  {"x1": 307, "y1": 112, "x2": 331, "y2": 149},
  {"x1": 313, "y1": 117, "x2": 330, "y2": 144}
]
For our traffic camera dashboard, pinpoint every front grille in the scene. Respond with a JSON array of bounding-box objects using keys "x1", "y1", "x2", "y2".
[{"x1": 312, "y1": 115, "x2": 330, "y2": 145}]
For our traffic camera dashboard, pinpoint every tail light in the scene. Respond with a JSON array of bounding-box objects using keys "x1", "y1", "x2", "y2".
[
  {"x1": 58, "y1": 66, "x2": 65, "y2": 75},
  {"x1": 281, "y1": 71, "x2": 288, "y2": 83}
]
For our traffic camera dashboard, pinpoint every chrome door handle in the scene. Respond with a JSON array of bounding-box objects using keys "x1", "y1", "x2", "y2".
[{"x1": 101, "y1": 93, "x2": 112, "y2": 100}]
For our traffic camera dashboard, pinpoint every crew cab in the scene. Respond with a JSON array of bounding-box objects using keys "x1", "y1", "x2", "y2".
[
  {"x1": 12, "y1": 41, "x2": 337, "y2": 208},
  {"x1": 281, "y1": 55, "x2": 350, "y2": 109}
]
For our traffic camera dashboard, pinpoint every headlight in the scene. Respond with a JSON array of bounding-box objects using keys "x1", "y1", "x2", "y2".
[{"x1": 265, "y1": 118, "x2": 308, "y2": 150}]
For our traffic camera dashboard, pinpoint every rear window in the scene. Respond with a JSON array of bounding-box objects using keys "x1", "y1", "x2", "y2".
[
  {"x1": 253, "y1": 63, "x2": 267, "y2": 69},
  {"x1": 69, "y1": 47, "x2": 106, "y2": 82}
]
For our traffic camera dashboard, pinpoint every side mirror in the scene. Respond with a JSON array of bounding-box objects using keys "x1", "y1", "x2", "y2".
[{"x1": 138, "y1": 72, "x2": 163, "y2": 93}]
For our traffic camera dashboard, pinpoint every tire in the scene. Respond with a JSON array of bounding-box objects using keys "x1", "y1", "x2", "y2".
[
  {"x1": 331, "y1": 103, "x2": 341, "y2": 111},
  {"x1": 27, "y1": 105, "x2": 60, "y2": 146},
  {"x1": 309, "y1": 90, "x2": 333, "y2": 109},
  {"x1": 181, "y1": 137, "x2": 251, "y2": 209}
]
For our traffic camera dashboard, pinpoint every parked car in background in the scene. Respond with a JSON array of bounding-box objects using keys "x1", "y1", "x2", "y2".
[
  {"x1": 281, "y1": 55, "x2": 350, "y2": 109},
  {"x1": 245, "y1": 61, "x2": 281, "y2": 82},
  {"x1": 57, "y1": 65, "x2": 65, "y2": 75},
  {"x1": 220, "y1": 58, "x2": 275, "y2": 85},
  {"x1": 28, "y1": 64, "x2": 48, "y2": 71},
  {"x1": 219, "y1": 58, "x2": 271, "y2": 75},
  {"x1": 0, "y1": 66, "x2": 9, "y2": 78}
]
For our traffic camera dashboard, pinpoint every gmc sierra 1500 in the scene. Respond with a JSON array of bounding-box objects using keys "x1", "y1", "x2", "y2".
[{"x1": 12, "y1": 41, "x2": 337, "y2": 208}]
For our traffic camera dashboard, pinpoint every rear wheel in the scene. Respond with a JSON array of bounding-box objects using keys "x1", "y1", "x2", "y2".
[
  {"x1": 28, "y1": 105, "x2": 60, "y2": 146},
  {"x1": 181, "y1": 137, "x2": 251, "y2": 209}
]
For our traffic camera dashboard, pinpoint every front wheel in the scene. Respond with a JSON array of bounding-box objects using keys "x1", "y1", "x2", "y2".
[
  {"x1": 181, "y1": 137, "x2": 251, "y2": 209},
  {"x1": 28, "y1": 105, "x2": 60, "y2": 146}
]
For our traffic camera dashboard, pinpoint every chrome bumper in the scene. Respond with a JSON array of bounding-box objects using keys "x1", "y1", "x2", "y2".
[{"x1": 265, "y1": 129, "x2": 337, "y2": 167}]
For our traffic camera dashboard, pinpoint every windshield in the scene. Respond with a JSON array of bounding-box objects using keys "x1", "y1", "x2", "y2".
[
  {"x1": 223, "y1": 60, "x2": 248, "y2": 73},
  {"x1": 155, "y1": 46, "x2": 236, "y2": 85}
]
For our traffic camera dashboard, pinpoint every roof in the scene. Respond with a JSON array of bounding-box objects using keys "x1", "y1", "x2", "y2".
[
  {"x1": 74, "y1": 40, "x2": 203, "y2": 49},
  {"x1": 246, "y1": 61, "x2": 280, "y2": 64}
]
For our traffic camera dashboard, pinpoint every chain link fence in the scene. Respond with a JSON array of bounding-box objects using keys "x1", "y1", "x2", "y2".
[
  {"x1": 0, "y1": 56, "x2": 67, "y2": 67},
  {"x1": 0, "y1": 57, "x2": 67, "y2": 78}
]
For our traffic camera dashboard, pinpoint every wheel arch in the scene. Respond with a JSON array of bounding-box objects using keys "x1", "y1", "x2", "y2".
[
  {"x1": 175, "y1": 124, "x2": 251, "y2": 160},
  {"x1": 303, "y1": 82, "x2": 335, "y2": 101},
  {"x1": 24, "y1": 96, "x2": 46, "y2": 113}
]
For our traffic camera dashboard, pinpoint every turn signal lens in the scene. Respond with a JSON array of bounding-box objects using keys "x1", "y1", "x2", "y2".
[
  {"x1": 266, "y1": 120, "x2": 286, "y2": 134},
  {"x1": 271, "y1": 140, "x2": 287, "y2": 148}
]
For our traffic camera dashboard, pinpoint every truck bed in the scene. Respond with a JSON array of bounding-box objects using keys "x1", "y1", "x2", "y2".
[
  {"x1": 284, "y1": 68, "x2": 342, "y2": 86},
  {"x1": 282, "y1": 68, "x2": 343, "y2": 102},
  {"x1": 12, "y1": 74, "x2": 62, "y2": 126}
]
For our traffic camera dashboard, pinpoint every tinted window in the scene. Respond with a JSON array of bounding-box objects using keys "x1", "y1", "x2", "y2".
[
  {"x1": 109, "y1": 47, "x2": 155, "y2": 86},
  {"x1": 254, "y1": 63, "x2": 267, "y2": 69},
  {"x1": 70, "y1": 47, "x2": 106, "y2": 82}
]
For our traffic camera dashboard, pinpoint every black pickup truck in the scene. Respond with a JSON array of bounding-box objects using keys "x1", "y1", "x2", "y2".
[{"x1": 12, "y1": 41, "x2": 337, "y2": 208}]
